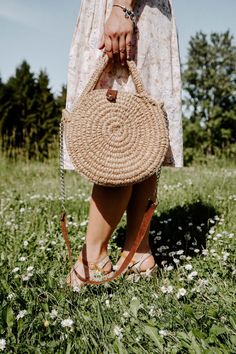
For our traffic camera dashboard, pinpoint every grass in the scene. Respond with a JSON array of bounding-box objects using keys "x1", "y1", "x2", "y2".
[{"x1": 0, "y1": 157, "x2": 236, "y2": 353}]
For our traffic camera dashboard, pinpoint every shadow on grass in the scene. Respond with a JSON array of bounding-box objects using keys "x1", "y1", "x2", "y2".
[{"x1": 115, "y1": 200, "x2": 218, "y2": 268}]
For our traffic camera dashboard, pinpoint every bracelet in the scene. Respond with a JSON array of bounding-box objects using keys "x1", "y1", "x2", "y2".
[{"x1": 113, "y1": 4, "x2": 137, "y2": 27}]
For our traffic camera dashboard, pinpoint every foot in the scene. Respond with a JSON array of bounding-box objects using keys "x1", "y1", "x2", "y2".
[
  {"x1": 114, "y1": 250, "x2": 156, "y2": 274},
  {"x1": 66, "y1": 252, "x2": 113, "y2": 289}
]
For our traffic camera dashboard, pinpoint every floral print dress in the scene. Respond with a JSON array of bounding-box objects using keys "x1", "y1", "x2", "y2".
[{"x1": 63, "y1": 0, "x2": 183, "y2": 169}]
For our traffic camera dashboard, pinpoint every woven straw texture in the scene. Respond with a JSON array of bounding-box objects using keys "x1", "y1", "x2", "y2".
[{"x1": 62, "y1": 53, "x2": 169, "y2": 187}]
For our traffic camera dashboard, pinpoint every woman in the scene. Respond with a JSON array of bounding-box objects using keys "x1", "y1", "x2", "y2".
[{"x1": 63, "y1": 0, "x2": 183, "y2": 287}]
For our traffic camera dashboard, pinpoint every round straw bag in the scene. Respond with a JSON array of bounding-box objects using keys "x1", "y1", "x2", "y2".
[{"x1": 62, "y1": 52, "x2": 169, "y2": 186}]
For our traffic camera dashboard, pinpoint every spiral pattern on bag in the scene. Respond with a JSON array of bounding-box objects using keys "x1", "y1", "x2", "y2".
[{"x1": 63, "y1": 86, "x2": 169, "y2": 186}]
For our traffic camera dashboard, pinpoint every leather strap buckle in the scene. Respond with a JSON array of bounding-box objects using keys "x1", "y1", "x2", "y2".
[{"x1": 106, "y1": 88, "x2": 118, "y2": 102}]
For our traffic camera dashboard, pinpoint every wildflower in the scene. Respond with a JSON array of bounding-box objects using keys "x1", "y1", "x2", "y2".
[
  {"x1": 0, "y1": 338, "x2": 6, "y2": 351},
  {"x1": 22, "y1": 274, "x2": 31, "y2": 281},
  {"x1": 38, "y1": 240, "x2": 45, "y2": 245},
  {"x1": 61, "y1": 318, "x2": 74, "y2": 328},
  {"x1": 12, "y1": 267, "x2": 20, "y2": 273},
  {"x1": 176, "y1": 250, "x2": 184, "y2": 255},
  {"x1": 7, "y1": 293, "x2": 15, "y2": 301},
  {"x1": 19, "y1": 256, "x2": 26, "y2": 262},
  {"x1": 176, "y1": 288, "x2": 187, "y2": 299},
  {"x1": 149, "y1": 307, "x2": 155, "y2": 317},
  {"x1": 168, "y1": 251, "x2": 176, "y2": 257},
  {"x1": 19, "y1": 208, "x2": 25, "y2": 213},
  {"x1": 113, "y1": 325, "x2": 123, "y2": 339},
  {"x1": 27, "y1": 266, "x2": 34, "y2": 272},
  {"x1": 222, "y1": 252, "x2": 230, "y2": 261},
  {"x1": 187, "y1": 271, "x2": 198, "y2": 281},
  {"x1": 23, "y1": 240, "x2": 29, "y2": 247},
  {"x1": 44, "y1": 320, "x2": 50, "y2": 327},
  {"x1": 165, "y1": 265, "x2": 174, "y2": 271},
  {"x1": 180, "y1": 255, "x2": 186, "y2": 260},
  {"x1": 105, "y1": 300, "x2": 110, "y2": 307},
  {"x1": 202, "y1": 249, "x2": 208, "y2": 256},
  {"x1": 160, "y1": 285, "x2": 173, "y2": 294},
  {"x1": 159, "y1": 329, "x2": 168, "y2": 336},
  {"x1": 123, "y1": 312, "x2": 130, "y2": 318},
  {"x1": 49, "y1": 309, "x2": 58, "y2": 319},
  {"x1": 197, "y1": 278, "x2": 208, "y2": 287},
  {"x1": 16, "y1": 310, "x2": 27, "y2": 320},
  {"x1": 184, "y1": 264, "x2": 192, "y2": 271},
  {"x1": 194, "y1": 248, "x2": 200, "y2": 253},
  {"x1": 173, "y1": 258, "x2": 180, "y2": 264}
]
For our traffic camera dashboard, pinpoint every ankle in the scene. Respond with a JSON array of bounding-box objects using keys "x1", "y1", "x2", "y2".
[
  {"x1": 81, "y1": 243, "x2": 108, "y2": 263},
  {"x1": 122, "y1": 246, "x2": 152, "y2": 255}
]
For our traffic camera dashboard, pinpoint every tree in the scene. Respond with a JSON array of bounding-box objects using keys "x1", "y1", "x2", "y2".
[
  {"x1": 0, "y1": 61, "x2": 63, "y2": 160},
  {"x1": 56, "y1": 85, "x2": 67, "y2": 111},
  {"x1": 182, "y1": 30, "x2": 236, "y2": 161},
  {"x1": 0, "y1": 61, "x2": 37, "y2": 158},
  {"x1": 33, "y1": 70, "x2": 59, "y2": 159}
]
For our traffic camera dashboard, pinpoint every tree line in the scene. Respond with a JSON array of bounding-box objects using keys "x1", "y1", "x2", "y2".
[
  {"x1": 0, "y1": 61, "x2": 66, "y2": 160},
  {"x1": 0, "y1": 30, "x2": 235, "y2": 164}
]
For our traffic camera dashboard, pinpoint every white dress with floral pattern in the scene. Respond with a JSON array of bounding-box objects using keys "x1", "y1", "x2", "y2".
[{"x1": 63, "y1": 0, "x2": 183, "y2": 169}]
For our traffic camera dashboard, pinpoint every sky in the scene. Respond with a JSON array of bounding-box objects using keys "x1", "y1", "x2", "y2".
[{"x1": 0, "y1": 0, "x2": 236, "y2": 95}]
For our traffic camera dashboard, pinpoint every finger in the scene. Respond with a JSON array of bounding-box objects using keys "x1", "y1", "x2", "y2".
[
  {"x1": 104, "y1": 35, "x2": 113, "y2": 59},
  {"x1": 97, "y1": 33, "x2": 105, "y2": 49},
  {"x1": 119, "y1": 34, "x2": 126, "y2": 65},
  {"x1": 125, "y1": 32, "x2": 133, "y2": 60},
  {"x1": 111, "y1": 35, "x2": 119, "y2": 61}
]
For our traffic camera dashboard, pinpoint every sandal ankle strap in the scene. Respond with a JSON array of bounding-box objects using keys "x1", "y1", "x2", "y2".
[{"x1": 77, "y1": 254, "x2": 110, "y2": 271}]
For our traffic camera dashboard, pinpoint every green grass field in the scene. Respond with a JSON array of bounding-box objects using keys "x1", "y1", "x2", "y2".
[{"x1": 0, "y1": 157, "x2": 236, "y2": 353}]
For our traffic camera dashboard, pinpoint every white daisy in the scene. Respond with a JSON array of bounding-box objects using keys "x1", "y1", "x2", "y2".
[
  {"x1": 61, "y1": 318, "x2": 74, "y2": 328},
  {"x1": 176, "y1": 288, "x2": 187, "y2": 299},
  {"x1": 184, "y1": 264, "x2": 193, "y2": 271},
  {"x1": 16, "y1": 310, "x2": 27, "y2": 320},
  {"x1": 113, "y1": 325, "x2": 123, "y2": 339},
  {"x1": 0, "y1": 338, "x2": 6, "y2": 351},
  {"x1": 159, "y1": 329, "x2": 168, "y2": 336},
  {"x1": 49, "y1": 309, "x2": 58, "y2": 319}
]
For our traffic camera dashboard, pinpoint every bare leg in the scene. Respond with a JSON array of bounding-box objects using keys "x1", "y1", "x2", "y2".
[
  {"x1": 67, "y1": 184, "x2": 133, "y2": 284},
  {"x1": 85, "y1": 184, "x2": 133, "y2": 262},
  {"x1": 116, "y1": 173, "x2": 157, "y2": 271}
]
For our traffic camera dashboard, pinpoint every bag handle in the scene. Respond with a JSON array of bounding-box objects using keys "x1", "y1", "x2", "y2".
[
  {"x1": 78, "y1": 52, "x2": 146, "y2": 102},
  {"x1": 60, "y1": 198, "x2": 157, "y2": 285}
]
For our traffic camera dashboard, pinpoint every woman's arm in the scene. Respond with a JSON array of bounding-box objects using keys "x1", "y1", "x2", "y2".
[{"x1": 98, "y1": 0, "x2": 137, "y2": 64}]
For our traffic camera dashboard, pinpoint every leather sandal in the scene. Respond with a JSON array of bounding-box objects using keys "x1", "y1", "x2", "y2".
[
  {"x1": 114, "y1": 251, "x2": 157, "y2": 279},
  {"x1": 66, "y1": 254, "x2": 113, "y2": 289}
]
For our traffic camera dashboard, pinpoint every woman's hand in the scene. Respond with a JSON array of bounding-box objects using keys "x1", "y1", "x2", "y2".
[{"x1": 97, "y1": 6, "x2": 135, "y2": 65}]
